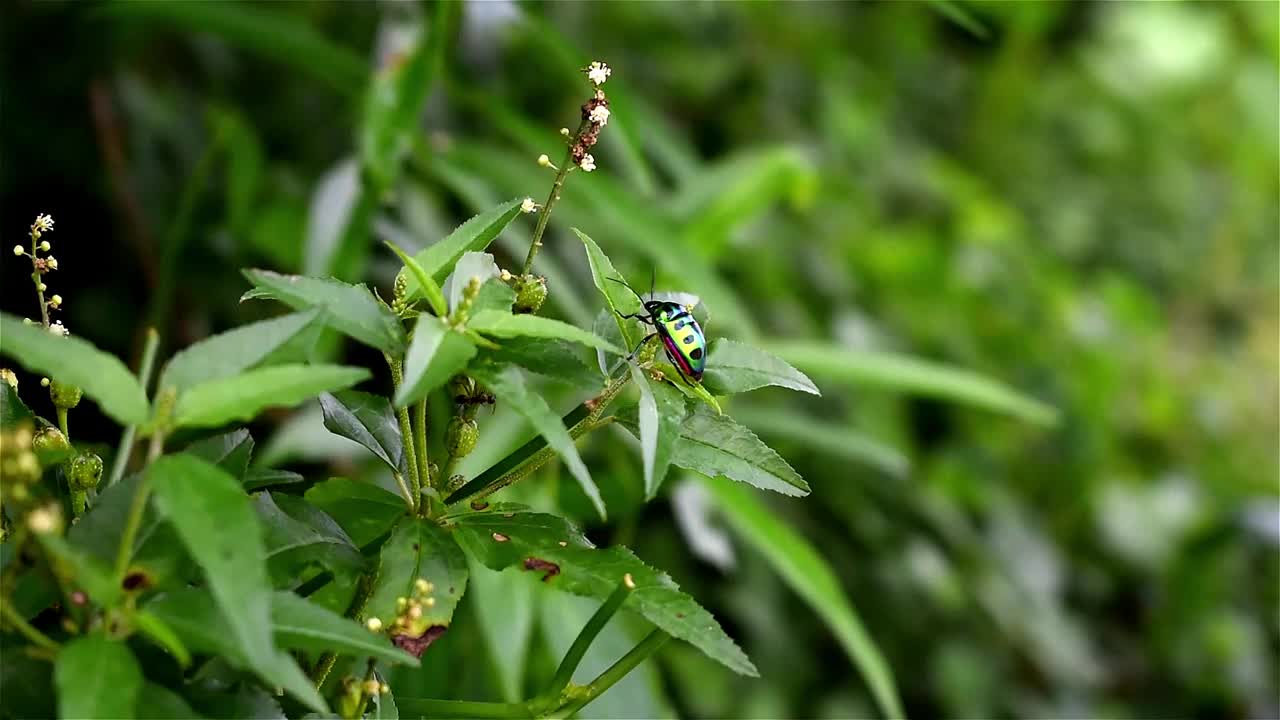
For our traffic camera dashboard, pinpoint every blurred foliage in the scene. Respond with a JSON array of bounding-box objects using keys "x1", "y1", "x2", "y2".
[{"x1": 2, "y1": 1, "x2": 1277, "y2": 718}]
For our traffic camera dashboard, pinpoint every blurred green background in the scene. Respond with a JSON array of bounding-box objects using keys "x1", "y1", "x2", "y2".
[{"x1": 3, "y1": 2, "x2": 1277, "y2": 718}]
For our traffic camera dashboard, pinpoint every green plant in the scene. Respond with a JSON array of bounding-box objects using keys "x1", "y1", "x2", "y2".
[{"x1": 0, "y1": 62, "x2": 913, "y2": 719}]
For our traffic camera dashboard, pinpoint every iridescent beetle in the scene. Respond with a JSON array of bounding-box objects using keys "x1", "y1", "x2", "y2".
[{"x1": 610, "y1": 277, "x2": 707, "y2": 382}]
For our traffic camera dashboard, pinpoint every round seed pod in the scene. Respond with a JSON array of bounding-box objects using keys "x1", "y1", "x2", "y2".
[
  {"x1": 513, "y1": 275, "x2": 548, "y2": 314},
  {"x1": 32, "y1": 426, "x2": 69, "y2": 454},
  {"x1": 49, "y1": 380, "x2": 82, "y2": 409},
  {"x1": 445, "y1": 417, "x2": 478, "y2": 458},
  {"x1": 68, "y1": 452, "x2": 103, "y2": 491}
]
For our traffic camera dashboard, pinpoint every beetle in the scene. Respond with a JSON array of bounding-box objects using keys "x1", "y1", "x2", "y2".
[{"x1": 609, "y1": 277, "x2": 707, "y2": 382}]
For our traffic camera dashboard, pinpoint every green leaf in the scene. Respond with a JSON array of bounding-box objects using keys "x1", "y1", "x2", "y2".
[
  {"x1": 100, "y1": 1, "x2": 365, "y2": 96},
  {"x1": 360, "y1": 2, "x2": 456, "y2": 191},
  {"x1": 573, "y1": 229, "x2": 643, "y2": 347},
  {"x1": 702, "y1": 477, "x2": 904, "y2": 719},
  {"x1": 157, "y1": 310, "x2": 322, "y2": 395},
  {"x1": 149, "y1": 455, "x2": 326, "y2": 712},
  {"x1": 174, "y1": 364, "x2": 368, "y2": 429},
  {"x1": 625, "y1": 405, "x2": 809, "y2": 497},
  {"x1": 183, "y1": 429, "x2": 254, "y2": 478},
  {"x1": 397, "y1": 200, "x2": 524, "y2": 300},
  {"x1": 320, "y1": 390, "x2": 406, "y2": 475},
  {"x1": 453, "y1": 509, "x2": 757, "y2": 677},
  {"x1": 0, "y1": 313, "x2": 148, "y2": 425},
  {"x1": 304, "y1": 477, "x2": 409, "y2": 547},
  {"x1": 133, "y1": 610, "x2": 193, "y2": 668},
  {"x1": 395, "y1": 315, "x2": 477, "y2": 408},
  {"x1": 365, "y1": 518, "x2": 469, "y2": 631},
  {"x1": 242, "y1": 271, "x2": 406, "y2": 354},
  {"x1": 467, "y1": 561, "x2": 535, "y2": 702},
  {"x1": 1, "y1": 380, "x2": 34, "y2": 429},
  {"x1": 385, "y1": 241, "x2": 447, "y2": 318},
  {"x1": 145, "y1": 588, "x2": 418, "y2": 667},
  {"x1": 629, "y1": 363, "x2": 691, "y2": 499},
  {"x1": 468, "y1": 363, "x2": 605, "y2": 520},
  {"x1": 242, "y1": 468, "x2": 306, "y2": 492},
  {"x1": 486, "y1": 337, "x2": 603, "y2": 390},
  {"x1": 701, "y1": 339, "x2": 820, "y2": 396},
  {"x1": 254, "y1": 492, "x2": 363, "y2": 589},
  {"x1": 55, "y1": 635, "x2": 142, "y2": 720},
  {"x1": 469, "y1": 311, "x2": 625, "y2": 355},
  {"x1": 730, "y1": 406, "x2": 909, "y2": 478},
  {"x1": 135, "y1": 683, "x2": 206, "y2": 720},
  {"x1": 271, "y1": 592, "x2": 420, "y2": 666},
  {"x1": 765, "y1": 341, "x2": 1059, "y2": 425},
  {"x1": 445, "y1": 252, "x2": 500, "y2": 311}
]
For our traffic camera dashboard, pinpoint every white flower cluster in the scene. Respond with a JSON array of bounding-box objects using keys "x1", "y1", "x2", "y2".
[{"x1": 585, "y1": 61, "x2": 611, "y2": 86}]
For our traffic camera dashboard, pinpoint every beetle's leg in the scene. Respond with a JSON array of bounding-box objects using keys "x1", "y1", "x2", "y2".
[
  {"x1": 616, "y1": 312, "x2": 653, "y2": 325},
  {"x1": 626, "y1": 333, "x2": 658, "y2": 361}
]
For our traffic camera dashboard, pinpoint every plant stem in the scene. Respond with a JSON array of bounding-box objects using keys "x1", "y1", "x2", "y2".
[
  {"x1": 0, "y1": 600, "x2": 59, "y2": 651},
  {"x1": 388, "y1": 356, "x2": 421, "y2": 513},
  {"x1": 114, "y1": 473, "x2": 152, "y2": 580},
  {"x1": 395, "y1": 698, "x2": 533, "y2": 719},
  {"x1": 56, "y1": 408, "x2": 69, "y2": 439},
  {"x1": 521, "y1": 119, "x2": 589, "y2": 275},
  {"x1": 148, "y1": 130, "x2": 220, "y2": 338},
  {"x1": 542, "y1": 579, "x2": 632, "y2": 704},
  {"x1": 445, "y1": 373, "x2": 630, "y2": 505},
  {"x1": 312, "y1": 570, "x2": 376, "y2": 687},
  {"x1": 108, "y1": 328, "x2": 160, "y2": 487},
  {"x1": 414, "y1": 398, "x2": 430, "y2": 514},
  {"x1": 550, "y1": 630, "x2": 670, "y2": 719}
]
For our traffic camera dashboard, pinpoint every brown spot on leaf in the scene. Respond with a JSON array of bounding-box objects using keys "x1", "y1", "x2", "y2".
[
  {"x1": 523, "y1": 557, "x2": 560, "y2": 582},
  {"x1": 413, "y1": 543, "x2": 420, "y2": 551},
  {"x1": 470, "y1": 500, "x2": 489, "y2": 511},
  {"x1": 121, "y1": 570, "x2": 152, "y2": 592},
  {"x1": 492, "y1": 532, "x2": 509, "y2": 542},
  {"x1": 502, "y1": 512, "x2": 514, "y2": 518},
  {"x1": 676, "y1": 613, "x2": 686, "y2": 618},
  {"x1": 392, "y1": 625, "x2": 447, "y2": 659}
]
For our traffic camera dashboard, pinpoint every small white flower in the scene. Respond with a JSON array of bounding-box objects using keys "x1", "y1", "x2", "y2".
[
  {"x1": 27, "y1": 505, "x2": 59, "y2": 534},
  {"x1": 560, "y1": 127, "x2": 571, "y2": 137},
  {"x1": 521, "y1": 198, "x2": 538, "y2": 214},
  {"x1": 39, "y1": 241, "x2": 50, "y2": 252},
  {"x1": 48, "y1": 321, "x2": 68, "y2": 337},
  {"x1": 589, "y1": 105, "x2": 610, "y2": 126},
  {"x1": 47, "y1": 257, "x2": 57, "y2": 270},
  {"x1": 537, "y1": 154, "x2": 551, "y2": 167},
  {"x1": 585, "y1": 61, "x2": 611, "y2": 86},
  {"x1": 33, "y1": 214, "x2": 54, "y2": 233},
  {"x1": 50, "y1": 295, "x2": 62, "y2": 307},
  {"x1": 12, "y1": 245, "x2": 24, "y2": 256},
  {"x1": 578, "y1": 154, "x2": 596, "y2": 172},
  {"x1": 36, "y1": 283, "x2": 46, "y2": 292},
  {"x1": 365, "y1": 617, "x2": 383, "y2": 632}
]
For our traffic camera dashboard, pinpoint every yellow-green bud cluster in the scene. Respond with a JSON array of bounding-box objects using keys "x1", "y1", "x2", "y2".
[
  {"x1": 512, "y1": 274, "x2": 548, "y2": 315},
  {"x1": 445, "y1": 417, "x2": 478, "y2": 459},
  {"x1": 388, "y1": 577, "x2": 438, "y2": 639},
  {"x1": 68, "y1": 452, "x2": 103, "y2": 491},
  {"x1": 1, "y1": 424, "x2": 41, "y2": 488},
  {"x1": 391, "y1": 273, "x2": 412, "y2": 315}
]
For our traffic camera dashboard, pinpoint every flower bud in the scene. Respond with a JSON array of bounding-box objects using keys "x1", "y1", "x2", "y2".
[
  {"x1": 513, "y1": 275, "x2": 548, "y2": 314},
  {"x1": 32, "y1": 426, "x2": 69, "y2": 454},
  {"x1": 49, "y1": 379, "x2": 82, "y2": 409},
  {"x1": 68, "y1": 452, "x2": 103, "y2": 491},
  {"x1": 446, "y1": 417, "x2": 478, "y2": 458}
]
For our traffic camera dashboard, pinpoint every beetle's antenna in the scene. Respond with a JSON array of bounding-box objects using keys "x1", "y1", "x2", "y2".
[
  {"x1": 649, "y1": 267, "x2": 656, "y2": 301},
  {"x1": 607, "y1": 276, "x2": 648, "y2": 306}
]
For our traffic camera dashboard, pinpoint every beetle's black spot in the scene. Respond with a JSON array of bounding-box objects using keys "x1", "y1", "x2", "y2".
[
  {"x1": 121, "y1": 570, "x2": 152, "y2": 592},
  {"x1": 683, "y1": 336, "x2": 694, "y2": 345},
  {"x1": 690, "y1": 348, "x2": 703, "y2": 360},
  {"x1": 413, "y1": 543, "x2": 420, "y2": 551}
]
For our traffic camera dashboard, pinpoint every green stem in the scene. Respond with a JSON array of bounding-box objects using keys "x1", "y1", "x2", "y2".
[
  {"x1": 542, "y1": 579, "x2": 633, "y2": 704},
  {"x1": 349, "y1": 658, "x2": 378, "y2": 719},
  {"x1": 312, "y1": 571, "x2": 377, "y2": 687},
  {"x1": 56, "y1": 408, "x2": 69, "y2": 440},
  {"x1": 148, "y1": 130, "x2": 220, "y2": 337},
  {"x1": 445, "y1": 373, "x2": 630, "y2": 505},
  {"x1": 107, "y1": 328, "x2": 160, "y2": 487},
  {"x1": 521, "y1": 119, "x2": 589, "y2": 275},
  {"x1": 550, "y1": 630, "x2": 670, "y2": 719},
  {"x1": 0, "y1": 600, "x2": 59, "y2": 651},
  {"x1": 388, "y1": 356, "x2": 421, "y2": 513},
  {"x1": 395, "y1": 698, "x2": 533, "y2": 719},
  {"x1": 114, "y1": 472, "x2": 152, "y2": 580},
  {"x1": 414, "y1": 399, "x2": 430, "y2": 514}
]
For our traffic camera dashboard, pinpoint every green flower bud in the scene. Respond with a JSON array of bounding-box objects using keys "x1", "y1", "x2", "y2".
[
  {"x1": 445, "y1": 417, "x2": 478, "y2": 459},
  {"x1": 513, "y1": 275, "x2": 548, "y2": 314},
  {"x1": 49, "y1": 379, "x2": 82, "y2": 409},
  {"x1": 68, "y1": 452, "x2": 103, "y2": 491},
  {"x1": 32, "y1": 426, "x2": 69, "y2": 454}
]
